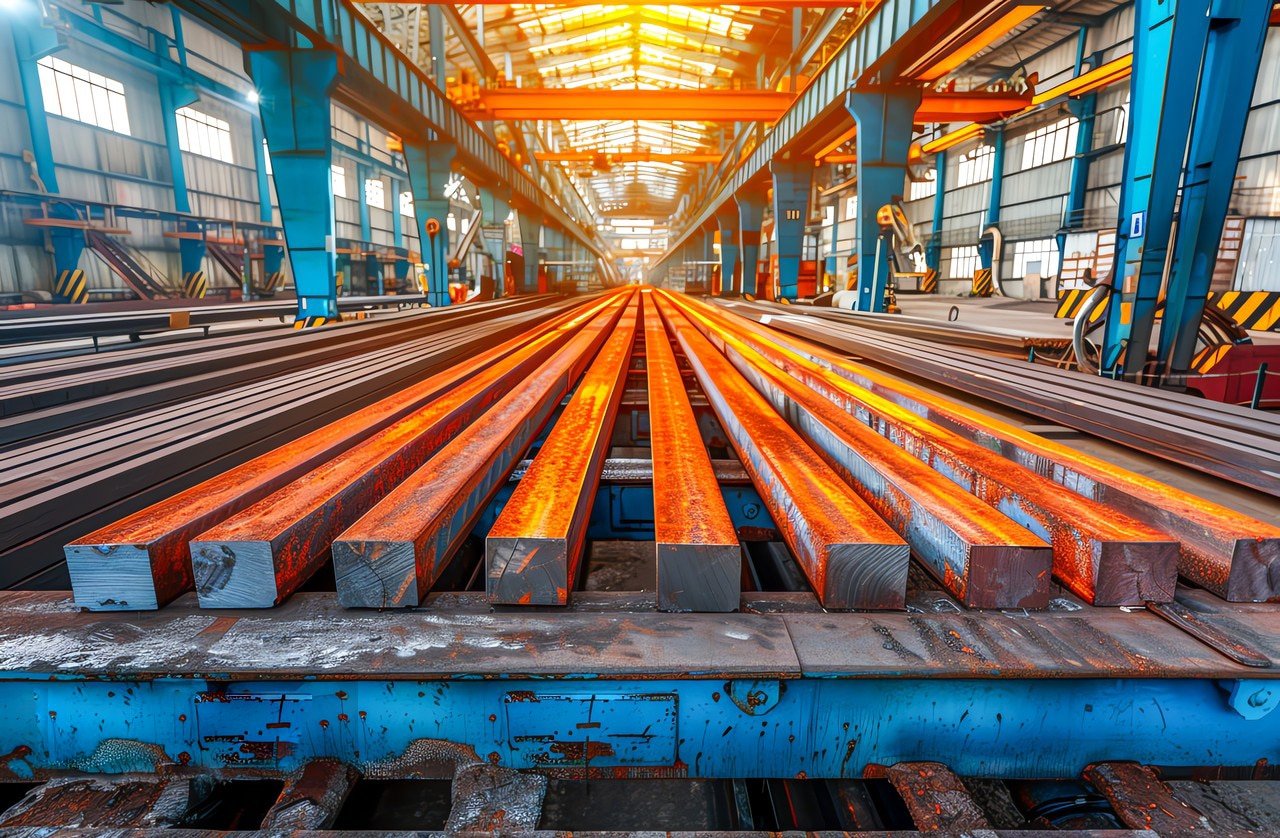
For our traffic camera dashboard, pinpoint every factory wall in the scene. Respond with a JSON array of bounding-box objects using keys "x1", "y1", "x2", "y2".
[
  {"x1": 816, "y1": 3, "x2": 1280, "y2": 298},
  {"x1": 0, "y1": 1, "x2": 435, "y2": 300}
]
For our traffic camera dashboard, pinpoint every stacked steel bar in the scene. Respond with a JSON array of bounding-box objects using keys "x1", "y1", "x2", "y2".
[
  {"x1": 640, "y1": 290, "x2": 742, "y2": 612},
  {"x1": 485, "y1": 295, "x2": 640, "y2": 605},
  {"x1": 337, "y1": 291, "x2": 634, "y2": 607},
  {"x1": 62, "y1": 296, "x2": 600, "y2": 609},
  {"x1": 725, "y1": 300, "x2": 1280, "y2": 496},
  {"x1": 655, "y1": 293, "x2": 910, "y2": 610},
  {"x1": 712, "y1": 298, "x2": 1280, "y2": 602}
]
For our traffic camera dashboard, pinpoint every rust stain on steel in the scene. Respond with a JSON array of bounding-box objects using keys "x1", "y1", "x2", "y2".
[
  {"x1": 669, "y1": 294, "x2": 1051, "y2": 609},
  {"x1": 642, "y1": 291, "x2": 741, "y2": 613},
  {"x1": 63, "y1": 296, "x2": 616, "y2": 610},
  {"x1": 487, "y1": 298, "x2": 641, "y2": 606},
  {"x1": 1084, "y1": 762, "x2": 1212, "y2": 832},
  {"x1": 723, "y1": 304, "x2": 1280, "y2": 602},
  {"x1": 333, "y1": 292, "x2": 635, "y2": 608},
  {"x1": 654, "y1": 294, "x2": 909, "y2": 610},
  {"x1": 880, "y1": 761, "x2": 992, "y2": 832},
  {"x1": 677, "y1": 295, "x2": 1179, "y2": 607},
  {"x1": 188, "y1": 298, "x2": 616, "y2": 609},
  {"x1": 261, "y1": 759, "x2": 359, "y2": 831},
  {"x1": 0, "y1": 776, "x2": 188, "y2": 829}
]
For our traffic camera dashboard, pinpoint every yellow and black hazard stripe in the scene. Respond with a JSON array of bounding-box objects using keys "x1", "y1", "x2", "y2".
[
  {"x1": 971, "y1": 268, "x2": 993, "y2": 297},
  {"x1": 53, "y1": 269, "x2": 87, "y2": 304},
  {"x1": 263, "y1": 271, "x2": 285, "y2": 293},
  {"x1": 1191, "y1": 343, "x2": 1233, "y2": 373},
  {"x1": 920, "y1": 267, "x2": 938, "y2": 294},
  {"x1": 1055, "y1": 288, "x2": 1089, "y2": 318},
  {"x1": 293, "y1": 315, "x2": 329, "y2": 330},
  {"x1": 1208, "y1": 290, "x2": 1280, "y2": 332},
  {"x1": 182, "y1": 271, "x2": 207, "y2": 299}
]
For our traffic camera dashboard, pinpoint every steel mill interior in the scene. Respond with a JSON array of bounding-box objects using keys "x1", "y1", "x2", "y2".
[{"x1": 1, "y1": 0, "x2": 1280, "y2": 833}]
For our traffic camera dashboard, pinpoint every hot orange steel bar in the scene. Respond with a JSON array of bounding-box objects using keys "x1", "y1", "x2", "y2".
[
  {"x1": 662, "y1": 292, "x2": 1052, "y2": 609},
  {"x1": 62, "y1": 299, "x2": 593, "y2": 611},
  {"x1": 654, "y1": 294, "x2": 908, "y2": 610},
  {"x1": 187, "y1": 296, "x2": 619, "y2": 608},
  {"x1": 641, "y1": 290, "x2": 741, "y2": 612},
  {"x1": 691, "y1": 298, "x2": 1198, "y2": 606},
  {"x1": 486, "y1": 298, "x2": 640, "y2": 605},
  {"x1": 333, "y1": 292, "x2": 633, "y2": 607}
]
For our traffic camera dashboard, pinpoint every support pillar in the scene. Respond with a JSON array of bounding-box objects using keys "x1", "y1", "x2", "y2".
[
  {"x1": 979, "y1": 126, "x2": 1005, "y2": 272},
  {"x1": 249, "y1": 49, "x2": 340, "y2": 321},
  {"x1": 403, "y1": 139, "x2": 456, "y2": 307},
  {"x1": 10, "y1": 12, "x2": 60, "y2": 195},
  {"x1": 926, "y1": 150, "x2": 947, "y2": 273},
  {"x1": 1063, "y1": 93, "x2": 1096, "y2": 234},
  {"x1": 159, "y1": 82, "x2": 199, "y2": 214},
  {"x1": 251, "y1": 114, "x2": 273, "y2": 225},
  {"x1": 366, "y1": 251, "x2": 384, "y2": 295},
  {"x1": 1101, "y1": 0, "x2": 1214, "y2": 378},
  {"x1": 517, "y1": 209, "x2": 541, "y2": 294},
  {"x1": 178, "y1": 221, "x2": 207, "y2": 298},
  {"x1": 736, "y1": 183, "x2": 766, "y2": 297},
  {"x1": 770, "y1": 157, "x2": 812, "y2": 301},
  {"x1": 1159, "y1": 0, "x2": 1270, "y2": 376},
  {"x1": 846, "y1": 85, "x2": 922, "y2": 311},
  {"x1": 714, "y1": 203, "x2": 739, "y2": 296},
  {"x1": 478, "y1": 185, "x2": 511, "y2": 297}
]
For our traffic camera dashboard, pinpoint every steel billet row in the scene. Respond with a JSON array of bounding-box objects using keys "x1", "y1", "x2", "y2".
[{"x1": 707, "y1": 297, "x2": 1280, "y2": 603}]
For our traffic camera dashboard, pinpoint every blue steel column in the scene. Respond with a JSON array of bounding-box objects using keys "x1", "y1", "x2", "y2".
[
  {"x1": 1160, "y1": 1, "x2": 1270, "y2": 375},
  {"x1": 517, "y1": 208, "x2": 542, "y2": 294},
  {"x1": 1101, "y1": 0, "x2": 1213, "y2": 378},
  {"x1": 926, "y1": 150, "x2": 947, "y2": 273},
  {"x1": 770, "y1": 157, "x2": 812, "y2": 301},
  {"x1": 979, "y1": 127, "x2": 1005, "y2": 271},
  {"x1": 1064, "y1": 94, "x2": 1096, "y2": 233},
  {"x1": 735, "y1": 183, "x2": 766, "y2": 297},
  {"x1": 403, "y1": 139, "x2": 456, "y2": 306},
  {"x1": 846, "y1": 86, "x2": 922, "y2": 311},
  {"x1": 250, "y1": 114, "x2": 273, "y2": 225},
  {"x1": 714, "y1": 203, "x2": 740, "y2": 296},
  {"x1": 10, "y1": 12, "x2": 60, "y2": 195},
  {"x1": 159, "y1": 82, "x2": 199, "y2": 214},
  {"x1": 478, "y1": 185, "x2": 510, "y2": 297},
  {"x1": 248, "y1": 50, "x2": 340, "y2": 321}
]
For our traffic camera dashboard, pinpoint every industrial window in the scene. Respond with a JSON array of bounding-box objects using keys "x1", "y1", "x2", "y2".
[
  {"x1": 1115, "y1": 93, "x2": 1130, "y2": 145},
  {"x1": 843, "y1": 195, "x2": 857, "y2": 221},
  {"x1": 331, "y1": 164, "x2": 347, "y2": 199},
  {"x1": 1012, "y1": 238, "x2": 1060, "y2": 278},
  {"x1": 908, "y1": 171, "x2": 937, "y2": 201},
  {"x1": 364, "y1": 178, "x2": 386, "y2": 209},
  {"x1": 176, "y1": 107, "x2": 233, "y2": 163},
  {"x1": 946, "y1": 245, "x2": 980, "y2": 279},
  {"x1": 1020, "y1": 118, "x2": 1077, "y2": 169},
  {"x1": 36, "y1": 56, "x2": 131, "y2": 135},
  {"x1": 956, "y1": 145, "x2": 994, "y2": 187},
  {"x1": 400, "y1": 190, "x2": 414, "y2": 216}
]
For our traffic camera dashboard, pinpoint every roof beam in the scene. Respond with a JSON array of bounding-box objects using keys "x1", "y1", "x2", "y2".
[{"x1": 460, "y1": 88, "x2": 796, "y2": 121}]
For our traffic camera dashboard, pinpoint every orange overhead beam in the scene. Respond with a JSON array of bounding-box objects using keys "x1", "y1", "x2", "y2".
[
  {"x1": 916, "y1": 4, "x2": 1046, "y2": 82},
  {"x1": 459, "y1": 88, "x2": 796, "y2": 122},
  {"x1": 374, "y1": 1, "x2": 873, "y2": 5},
  {"x1": 536, "y1": 151, "x2": 724, "y2": 164}
]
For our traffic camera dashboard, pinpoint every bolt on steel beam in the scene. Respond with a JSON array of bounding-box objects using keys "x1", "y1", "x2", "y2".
[
  {"x1": 664, "y1": 293, "x2": 1052, "y2": 609},
  {"x1": 62, "y1": 300, "x2": 590, "y2": 611},
  {"x1": 655, "y1": 294, "x2": 909, "y2": 610},
  {"x1": 486, "y1": 298, "x2": 641, "y2": 605},
  {"x1": 333, "y1": 292, "x2": 634, "y2": 607},
  {"x1": 187, "y1": 297, "x2": 620, "y2": 608},
  {"x1": 709, "y1": 303, "x2": 1274, "y2": 602},
  {"x1": 641, "y1": 291, "x2": 742, "y2": 612},
  {"x1": 678, "y1": 297, "x2": 1178, "y2": 606}
]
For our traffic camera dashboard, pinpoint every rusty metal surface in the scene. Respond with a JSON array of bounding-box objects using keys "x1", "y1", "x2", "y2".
[
  {"x1": 879, "y1": 761, "x2": 991, "y2": 832},
  {"x1": 0, "y1": 776, "x2": 190, "y2": 829},
  {"x1": 725, "y1": 305, "x2": 1280, "y2": 603},
  {"x1": 61, "y1": 299, "x2": 596, "y2": 611},
  {"x1": 655, "y1": 294, "x2": 909, "y2": 611},
  {"x1": 259, "y1": 759, "x2": 358, "y2": 831},
  {"x1": 1161, "y1": 589, "x2": 1280, "y2": 668},
  {"x1": 642, "y1": 291, "x2": 741, "y2": 612},
  {"x1": 509, "y1": 456, "x2": 750, "y2": 484},
  {"x1": 188, "y1": 296, "x2": 617, "y2": 609},
  {"x1": 683, "y1": 297, "x2": 1180, "y2": 607},
  {"x1": 781, "y1": 605, "x2": 1261, "y2": 678},
  {"x1": 487, "y1": 295, "x2": 640, "y2": 605},
  {"x1": 1085, "y1": 762, "x2": 1213, "y2": 832},
  {"x1": 667, "y1": 293, "x2": 1053, "y2": 610},
  {"x1": 0, "y1": 592, "x2": 801, "y2": 679},
  {"x1": 333, "y1": 295, "x2": 631, "y2": 608},
  {"x1": 446, "y1": 762, "x2": 547, "y2": 832}
]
